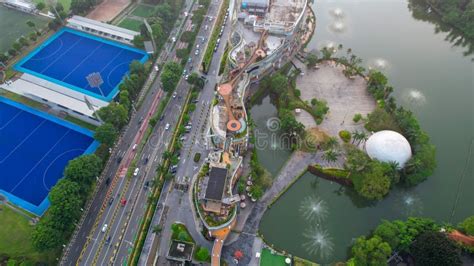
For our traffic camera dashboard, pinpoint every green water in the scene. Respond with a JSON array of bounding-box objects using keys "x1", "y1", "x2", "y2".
[
  {"x1": 0, "y1": 6, "x2": 48, "y2": 54},
  {"x1": 258, "y1": 0, "x2": 473, "y2": 263}
]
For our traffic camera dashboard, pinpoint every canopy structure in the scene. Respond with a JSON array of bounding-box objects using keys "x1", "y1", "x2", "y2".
[{"x1": 365, "y1": 130, "x2": 412, "y2": 168}]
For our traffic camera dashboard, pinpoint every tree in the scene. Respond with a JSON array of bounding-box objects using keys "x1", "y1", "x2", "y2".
[
  {"x1": 351, "y1": 235, "x2": 391, "y2": 266},
  {"x1": 31, "y1": 218, "x2": 63, "y2": 251},
  {"x1": 0, "y1": 53, "x2": 8, "y2": 63},
  {"x1": 36, "y1": 2, "x2": 45, "y2": 10},
  {"x1": 411, "y1": 232, "x2": 461, "y2": 266},
  {"x1": 178, "y1": 231, "x2": 190, "y2": 241},
  {"x1": 279, "y1": 108, "x2": 305, "y2": 137},
  {"x1": 195, "y1": 247, "x2": 210, "y2": 261},
  {"x1": 19, "y1": 36, "x2": 29, "y2": 47},
  {"x1": 63, "y1": 154, "x2": 102, "y2": 193},
  {"x1": 269, "y1": 73, "x2": 288, "y2": 94},
  {"x1": 26, "y1": 20, "x2": 36, "y2": 30},
  {"x1": 306, "y1": 53, "x2": 318, "y2": 68},
  {"x1": 129, "y1": 60, "x2": 145, "y2": 76},
  {"x1": 458, "y1": 215, "x2": 474, "y2": 236},
  {"x1": 323, "y1": 149, "x2": 339, "y2": 163},
  {"x1": 94, "y1": 123, "x2": 118, "y2": 146},
  {"x1": 96, "y1": 102, "x2": 129, "y2": 129},
  {"x1": 353, "y1": 161, "x2": 391, "y2": 200},
  {"x1": 47, "y1": 178, "x2": 83, "y2": 231},
  {"x1": 119, "y1": 90, "x2": 131, "y2": 110},
  {"x1": 374, "y1": 220, "x2": 401, "y2": 249},
  {"x1": 250, "y1": 185, "x2": 263, "y2": 200},
  {"x1": 12, "y1": 41, "x2": 22, "y2": 51},
  {"x1": 160, "y1": 62, "x2": 182, "y2": 92},
  {"x1": 29, "y1": 32, "x2": 38, "y2": 41}
]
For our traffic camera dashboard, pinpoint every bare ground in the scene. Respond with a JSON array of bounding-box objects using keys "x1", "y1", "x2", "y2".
[
  {"x1": 295, "y1": 60, "x2": 376, "y2": 138},
  {"x1": 87, "y1": 0, "x2": 131, "y2": 22}
]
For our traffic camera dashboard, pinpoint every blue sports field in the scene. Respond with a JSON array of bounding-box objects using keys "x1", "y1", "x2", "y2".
[
  {"x1": 14, "y1": 28, "x2": 148, "y2": 102},
  {"x1": 0, "y1": 97, "x2": 98, "y2": 215}
]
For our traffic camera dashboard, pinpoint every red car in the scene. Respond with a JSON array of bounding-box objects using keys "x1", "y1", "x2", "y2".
[{"x1": 120, "y1": 198, "x2": 127, "y2": 207}]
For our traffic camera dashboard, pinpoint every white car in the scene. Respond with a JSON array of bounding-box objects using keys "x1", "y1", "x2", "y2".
[
  {"x1": 133, "y1": 167, "x2": 140, "y2": 176},
  {"x1": 165, "y1": 123, "x2": 170, "y2": 130},
  {"x1": 154, "y1": 65, "x2": 159, "y2": 72},
  {"x1": 101, "y1": 224, "x2": 108, "y2": 233},
  {"x1": 185, "y1": 74, "x2": 189, "y2": 80},
  {"x1": 132, "y1": 144, "x2": 137, "y2": 150},
  {"x1": 195, "y1": 49, "x2": 200, "y2": 56},
  {"x1": 172, "y1": 92, "x2": 177, "y2": 98}
]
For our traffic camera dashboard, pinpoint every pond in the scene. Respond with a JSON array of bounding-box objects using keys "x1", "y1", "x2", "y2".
[{"x1": 257, "y1": 0, "x2": 474, "y2": 263}]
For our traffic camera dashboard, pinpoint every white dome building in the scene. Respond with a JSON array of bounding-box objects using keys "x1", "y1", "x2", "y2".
[{"x1": 365, "y1": 130, "x2": 412, "y2": 168}]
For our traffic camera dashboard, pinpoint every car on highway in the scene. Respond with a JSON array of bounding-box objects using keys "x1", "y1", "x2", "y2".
[
  {"x1": 132, "y1": 144, "x2": 137, "y2": 150},
  {"x1": 185, "y1": 74, "x2": 189, "y2": 80},
  {"x1": 108, "y1": 197, "x2": 114, "y2": 206},
  {"x1": 101, "y1": 224, "x2": 108, "y2": 233},
  {"x1": 194, "y1": 49, "x2": 199, "y2": 56},
  {"x1": 160, "y1": 114, "x2": 165, "y2": 121},
  {"x1": 120, "y1": 198, "x2": 127, "y2": 207},
  {"x1": 165, "y1": 123, "x2": 170, "y2": 130},
  {"x1": 188, "y1": 57, "x2": 192, "y2": 63},
  {"x1": 172, "y1": 92, "x2": 177, "y2": 98},
  {"x1": 134, "y1": 167, "x2": 140, "y2": 176},
  {"x1": 154, "y1": 65, "x2": 159, "y2": 72}
]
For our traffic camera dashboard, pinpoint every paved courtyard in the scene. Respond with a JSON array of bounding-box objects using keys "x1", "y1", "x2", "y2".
[{"x1": 294, "y1": 60, "x2": 376, "y2": 138}]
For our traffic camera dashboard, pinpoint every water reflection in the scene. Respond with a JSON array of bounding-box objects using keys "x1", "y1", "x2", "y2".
[{"x1": 408, "y1": 0, "x2": 474, "y2": 59}]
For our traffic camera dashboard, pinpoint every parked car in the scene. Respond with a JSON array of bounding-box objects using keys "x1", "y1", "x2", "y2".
[
  {"x1": 194, "y1": 49, "x2": 200, "y2": 56},
  {"x1": 165, "y1": 123, "x2": 170, "y2": 130}
]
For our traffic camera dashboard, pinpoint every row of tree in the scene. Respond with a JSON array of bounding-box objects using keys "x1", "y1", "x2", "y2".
[
  {"x1": 94, "y1": 61, "x2": 147, "y2": 146},
  {"x1": 132, "y1": 0, "x2": 185, "y2": 49},
  {"x1": 32, "y1": 155, "x2": 103, "y2": 251},
  {"x1": 349, "y1": 215, "x2": 474, "y2": 265}
]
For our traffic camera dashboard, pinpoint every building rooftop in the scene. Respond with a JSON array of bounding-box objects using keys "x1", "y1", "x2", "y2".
[
  {"x1": 204, "y1": 166, "x2": 228, "y2": 201},
  {"x1": 67, "y1": 15, "x2": 140, "y2": 40},
  {"x1": 167, "y1": 240, "x2": 194, "y2": 262}
]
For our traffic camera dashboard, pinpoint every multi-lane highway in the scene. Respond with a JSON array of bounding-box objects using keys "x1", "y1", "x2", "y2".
[
  {"x1": 138, "y1": 2, "x2": 235, "y2": 264},
  {"x1": 62, "y1": 0, "x2": 225, "y2": 265}
]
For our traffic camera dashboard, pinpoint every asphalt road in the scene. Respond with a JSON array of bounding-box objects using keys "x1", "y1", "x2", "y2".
[
  {"x1": 61, "y1": 1, "x2": 196, "y2": 265},
  {"x1": 63, "y1": 0, "x2": 224, "y2": 265},
  {"x1": 138, "y1": 2, "x2": 235, "y2": 264}
]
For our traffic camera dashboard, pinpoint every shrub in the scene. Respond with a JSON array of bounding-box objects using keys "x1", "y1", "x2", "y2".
[
  {"x1": 338, "y1": 130, "x2": 351, "y2": 143},
  {"x1": 193, "y1": 152, "x2": 201, "y2": 162},
  {"x1": 353, "y1": 113, "x2": 362, "y2": 123},
  {"x1": 195, "y1": 247, "x2": 210, "y2": 261}
]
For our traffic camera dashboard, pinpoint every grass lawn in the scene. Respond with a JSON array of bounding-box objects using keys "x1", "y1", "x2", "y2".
[
  {"x1": 64, "y1": 115, "x2": 97, "y2": 131},
  {"x1": 0, "y1": 89, "x2": 47, "y2": 111},
  {"x1": 131, "y1": 4, "x2": 155, "y2": 18},
  {"x1": 260, "y1": 248, "x2": 287, "y2": 266},
  {"x1": 118, "y1": 18, "x2": 143, "y2": 31},
  {"x1": 32, "y1": 0, "x2": 71, "y2": 11},
  {"x1": 0, "y1": 204, "x2": 55, "y2": 263}
]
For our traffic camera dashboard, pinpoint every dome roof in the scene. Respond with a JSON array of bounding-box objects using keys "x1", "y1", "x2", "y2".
[{"x1": 365, "y1": 130, "x2": 412, "y2": 168}]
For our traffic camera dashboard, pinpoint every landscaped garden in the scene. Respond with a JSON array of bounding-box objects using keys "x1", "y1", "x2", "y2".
[{"x1": 260, "y1": 248, "x2": 288, "y2": 266}]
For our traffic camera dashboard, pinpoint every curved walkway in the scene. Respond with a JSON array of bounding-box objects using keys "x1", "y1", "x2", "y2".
[{"x1": 222, "y1": 151, "x2": 339, "y2": 264}]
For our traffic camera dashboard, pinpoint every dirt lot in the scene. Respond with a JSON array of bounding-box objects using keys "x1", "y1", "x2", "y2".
[
  {"x1": 295, "y1": 60, "x2": 376, "y2": 137},
  {"x1": 87, "y1": 0, "x2": 131, "y2": 22}
]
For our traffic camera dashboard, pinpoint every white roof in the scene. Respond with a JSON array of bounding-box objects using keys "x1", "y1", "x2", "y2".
[
  {"x1": 68, "y1": 15, "x2": 140, "y2": 40},
  {"x1": 4, "y1": 0, "x2": 35, "y2": 9},
  {"x1": 5, "y1": 75, "x2": 104, "y2": 116},
  {"x1": 365, "y1": 130, "x2": 412, "y2": 168}
]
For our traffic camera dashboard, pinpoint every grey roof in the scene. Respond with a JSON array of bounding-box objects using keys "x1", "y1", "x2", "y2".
[
  {"x1": 68, "y1": 16, "x2": 139, "y2": 39},
  {"x1": 242, "y1": 0, "x2": 269, "y2": 8},
  {"x1": 204, "y1": 167, "x2": 228, "y2": 201}
]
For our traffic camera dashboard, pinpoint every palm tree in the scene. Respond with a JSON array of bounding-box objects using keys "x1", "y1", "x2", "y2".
[
  {"x1": 387, "y1": 161, "x2": 400, "y2": 184},
  {"x1": 325, "y1": 136, "x2": 339, "y2": 150},
  {"x1": 323, "y1": 149, "x2": 339, "y2": 163},
  {"x1": 162, "y1": 151, "x2": 172, "y2": 160}
]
